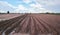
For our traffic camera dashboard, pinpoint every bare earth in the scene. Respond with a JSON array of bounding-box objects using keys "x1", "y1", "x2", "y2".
[
  {"x1": 0, "y1": 13, "x2": 60, "y2": 35},
  {"x1": 0, "y1": 14, "x2": 23, "y2": 21}
]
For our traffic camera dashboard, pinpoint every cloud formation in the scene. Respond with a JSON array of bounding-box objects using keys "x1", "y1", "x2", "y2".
[
  {"x1": 0, "y1": 1, "x2": 17, "y2": 13},
  {"x1": 0, "y1": 0, "x2": 60, "y2": 13}
]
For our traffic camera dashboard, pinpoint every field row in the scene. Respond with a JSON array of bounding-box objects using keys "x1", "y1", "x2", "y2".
[{"x1": 0, "y1": 14, "x2": 60, "y2": 35}]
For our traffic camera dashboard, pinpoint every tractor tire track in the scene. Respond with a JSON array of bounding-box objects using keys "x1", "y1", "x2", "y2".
[{"x1": 4, "y1": 14, "x2": 27, "y2": 35}]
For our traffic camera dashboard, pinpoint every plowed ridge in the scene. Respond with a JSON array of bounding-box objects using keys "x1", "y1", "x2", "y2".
[{"x1": 0, "y1": 14, "x2": 60, "y2": 35}]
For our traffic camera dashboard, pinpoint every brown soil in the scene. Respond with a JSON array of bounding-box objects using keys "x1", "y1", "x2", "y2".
[{"x1": 0, "y1": 14, "x2": 60, "y2": 35}]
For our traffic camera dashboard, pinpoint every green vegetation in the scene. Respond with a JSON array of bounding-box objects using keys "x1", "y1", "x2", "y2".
[
  {"x1": 40, "y1": 12, "x2": 60, "y2": 15},
  {"x1": 45, "y1": 12, "x2": 60, "y2": 15},
  {"x1": 7, "y1": 11, "x2": 10, "y2": 14}
]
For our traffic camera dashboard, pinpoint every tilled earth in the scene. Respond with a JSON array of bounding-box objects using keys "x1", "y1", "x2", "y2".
[
  {"x1": 0, "y1": 14, "x2": 24, "y2": 21},
  {"x1": 0, "y1": 14, "x2": 60, "y2": 35}
]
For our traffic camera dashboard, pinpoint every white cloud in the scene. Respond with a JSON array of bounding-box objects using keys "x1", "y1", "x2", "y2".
[
  {"x1": 0, "y1": 1, "x2": 53, "y2": 13},
  {"x1": 23, "y1": 0, "x2": 31, "y2": 4},
  {"x1": 36, "y1": 0, "x2": 60, "y2": 6},
  {"x1": 17, "y1": 5, "x2": 27, "y2": 10},
  {"x1": 14, "y1": 5, "x2": 28, "y2": 13},
  {"x1": 0, "y1": 10, "x2": 6, "y2": 13},
  {"x1": 0, "y1": 1, "x2": 17, "y2": 13},
  {"x1": 30, "y1": 3, "x2": 42, "y2": 8},
  {"x1": 0, "y1": 1, "x2": 17, "y2": 8},
  {"x1": 29, "y1": 3, "x2": 53, "y2": 13},
  {"x1": 28, "y1": 0, "x2": 52, "y2": 13}
]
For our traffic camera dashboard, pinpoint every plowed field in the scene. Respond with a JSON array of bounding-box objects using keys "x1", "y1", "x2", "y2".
[{"x1": 0, "y1": 14, "x2": 60, "y2": 35}]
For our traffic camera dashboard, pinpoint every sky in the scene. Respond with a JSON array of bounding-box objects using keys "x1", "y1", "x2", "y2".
[{"x1": 0, "y1": 0, "x2": 60, "y2": 13}]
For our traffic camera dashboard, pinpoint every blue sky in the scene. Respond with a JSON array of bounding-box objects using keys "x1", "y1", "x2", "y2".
[{"x1": 0, "y1": 0, "x2": 60, "y2": 13}]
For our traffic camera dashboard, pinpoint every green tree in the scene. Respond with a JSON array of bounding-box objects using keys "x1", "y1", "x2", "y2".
[
  {"x1": 46, "y1": 12, "x2": 49, "y2": 14},
  {"x1": 7, "y1": 11, "x2": 10, "y2": 14}
]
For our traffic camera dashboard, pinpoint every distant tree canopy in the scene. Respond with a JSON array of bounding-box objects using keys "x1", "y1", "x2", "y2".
[
  {"x1": 46, "y1": 12, "x2": 50, "y2": 14},
  {"x1": 7, "y1": 11, "x2": 10, "y2": 14}
]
